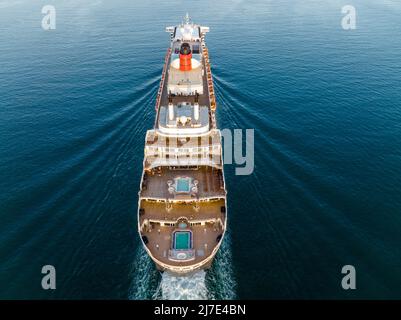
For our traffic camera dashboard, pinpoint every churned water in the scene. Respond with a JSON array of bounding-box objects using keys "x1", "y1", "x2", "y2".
[{"x1": 1, "y1": 0, "x2": 401, "y2": 299}]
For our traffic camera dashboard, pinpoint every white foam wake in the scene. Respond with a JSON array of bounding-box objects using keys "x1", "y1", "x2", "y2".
[{"x1": 156, "y1": 271, "x2": 209, "y2": 300}]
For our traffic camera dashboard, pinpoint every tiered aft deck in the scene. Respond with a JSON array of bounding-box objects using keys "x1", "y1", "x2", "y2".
[{"x1": 139, "y1": 198, "x2": 226, "y2": 270}]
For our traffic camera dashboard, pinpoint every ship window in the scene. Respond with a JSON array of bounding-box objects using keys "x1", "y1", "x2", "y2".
[{"x1": 192, "y1": 44, "x2": 200, "y2": 54}]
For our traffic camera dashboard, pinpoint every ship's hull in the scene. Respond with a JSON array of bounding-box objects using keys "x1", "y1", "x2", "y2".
[{"x1": 137, "y1": 18, "x2": 226, "y2": 275}]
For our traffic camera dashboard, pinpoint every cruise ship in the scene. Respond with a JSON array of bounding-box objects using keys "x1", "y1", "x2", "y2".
[{"x1": 137, "y1": 15, "x2": 227, "y2": 274}]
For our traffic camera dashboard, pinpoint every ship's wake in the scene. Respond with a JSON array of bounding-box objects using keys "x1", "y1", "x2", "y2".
[
  {"x1": 129, "y1": 235, "x2": 236, "y2": 300},
  {"x1": 155, "y1": 271, "x2": 209, "y2": 300}
]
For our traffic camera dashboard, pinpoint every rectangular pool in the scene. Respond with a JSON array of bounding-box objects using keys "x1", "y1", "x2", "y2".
[
  {"x1": 176, "y1": 177, "x2": 191, "y2": 193},
  {"x1": 173, "y1": 231, "x2": 192, "y2": 250}
]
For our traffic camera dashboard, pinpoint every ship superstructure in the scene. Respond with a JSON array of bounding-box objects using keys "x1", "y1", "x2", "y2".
[{"x1": 137, "y1": 15, "x2": 227, "y2": 274}]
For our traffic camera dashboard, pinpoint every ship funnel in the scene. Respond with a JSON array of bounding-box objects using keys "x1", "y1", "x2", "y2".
[
  {"x1": 179, "y1": 43, "x2": 192, "y2": 71},
  {"x1": 168, "y1": 103, "x2": 174, "y2": 121}
]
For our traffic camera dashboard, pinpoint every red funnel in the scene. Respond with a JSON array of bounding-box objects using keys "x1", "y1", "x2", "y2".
[{"x1": 179, "y1": 43, "x2": 192, "y2": 71}]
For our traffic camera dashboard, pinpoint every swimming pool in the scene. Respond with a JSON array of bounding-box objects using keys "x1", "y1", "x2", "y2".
[
  {"x1": 173, "y1": 231, "x2": 192, "y2": 250},
  {"x1": 176, "y1": 177, "x2": 191, "y2": 193}
]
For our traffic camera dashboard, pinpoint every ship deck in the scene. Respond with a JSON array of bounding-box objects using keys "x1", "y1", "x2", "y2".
[
  {"x1": 140, "y1": 166, "x2": 226, "y2": 200},
  {"x1": 142, "y1": 223, "x2": 222, "y2": 267},
  {"x1": 139, "y1": 199, "x2": 225, "y2": 267},
  {"x1": 139, "y1": 198, "x2": 225, "y2": 222},
  {"x1": 156, "y1": 55, "x2": 211, "y2": 128}
]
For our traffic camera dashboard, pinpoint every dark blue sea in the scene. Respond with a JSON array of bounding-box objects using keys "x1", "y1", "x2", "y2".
[{"x1": 1, "y1": 0, "x2": 401, "y2": 299}]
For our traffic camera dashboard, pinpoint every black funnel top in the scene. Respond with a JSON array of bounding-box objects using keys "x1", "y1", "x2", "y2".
[{"x1": 180, "y1": 43, "x2": 191, "y2": 55}]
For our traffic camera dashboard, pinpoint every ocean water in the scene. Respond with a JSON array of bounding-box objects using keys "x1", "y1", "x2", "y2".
[{"x1": 1, "y1": 0, "x2": 401, "y2": 299}]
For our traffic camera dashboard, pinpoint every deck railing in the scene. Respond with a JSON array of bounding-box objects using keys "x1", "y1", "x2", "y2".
[
  {"x1": 155, "y1": 48, "x2": 171, "y2": 113},
  {"x1": 202, "y1": 47, "x2": 217, "y2": 115}
]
